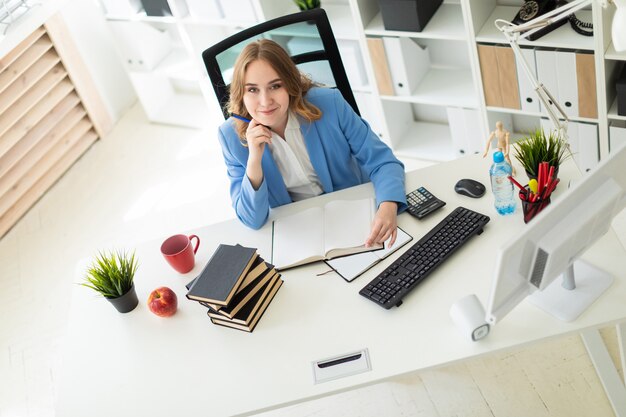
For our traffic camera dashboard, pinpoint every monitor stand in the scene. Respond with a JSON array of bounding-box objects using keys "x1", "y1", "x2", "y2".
[{"x1": 527, "y1": 260, "x2": 613, "y2": 322}]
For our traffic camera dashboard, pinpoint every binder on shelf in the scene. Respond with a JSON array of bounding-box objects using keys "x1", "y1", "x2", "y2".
[
  {"x1": 465, "y1": 108, "x2": 485, "y2": 155},
  {"x1": 366, "y1": 38, "x2": 394, "y2": 96},
  {"x1": 558, "y1": 120, "x2": 599, "y2": 173},
  {"x1": 108, "y1": 21, "x2": 173, "y2": 72},
  {"x1": 337, "y1": 40, "x2": 367, "y2": 89},
  {"x1": 515, "y1": 47, "x2": 540, "y2": 113},
  {"x1": 447, "y1": 107, "x2": 484, "y2": 156},
  {"x1": 382, "y1": 37, "x2": 429, "y2": 96},
  {"x1": 477, "y1": 44, "x2": 502, "y2": 107},
  {"x1": 576, "y1": 122, "x2": 599, "y2": 173},
  {"x1": 617, "y1": 64, "x2": 626, "y2": 116},
  {"x1": 354, "y1": 91, "x2": 384, "y2": 139},
  {"x1": 555, "y1": 49, "x2": 579, "y2": 118},
  {"x1": 575, "y1": 51, "x2": 598, "y2": 119},
  {"x1": 535, "y1": 48, "x2": 560, "y2": 117},
  {"x1": 446, "y1": 107, "x2": 467, "y2": 157},
  {"x1": 609, "y1": 120, "x2": 626, "y2": 153},
  {"x1": 494, "y1": 45, "x2": 520, "y2": 110}
]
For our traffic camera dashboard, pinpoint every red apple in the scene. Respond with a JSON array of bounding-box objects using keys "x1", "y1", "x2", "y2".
[{"x1": 147, "y1": 287, "x2": 177, "y2": 317}]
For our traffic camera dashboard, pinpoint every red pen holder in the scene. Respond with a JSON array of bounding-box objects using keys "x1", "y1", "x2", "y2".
[{"x1": 520, "y1": 187, "x2": 551, "y2": 223}]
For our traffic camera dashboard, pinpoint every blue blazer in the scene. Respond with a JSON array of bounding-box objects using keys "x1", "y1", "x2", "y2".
[{"x1": 217, "y1": 87, "x2": 407, "y2": 229}]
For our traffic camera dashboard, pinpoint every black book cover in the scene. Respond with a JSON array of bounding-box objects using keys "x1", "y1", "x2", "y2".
[
  {"x1": 185, "y1": 255, "x2": 267, "y2": 292},
  {"x1": 186, "y1": 244, "x2": 257, "y2": 306}
]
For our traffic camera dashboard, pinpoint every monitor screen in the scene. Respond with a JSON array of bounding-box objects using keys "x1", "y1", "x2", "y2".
[{"x1": 486, "y1": 145, "x2": 626, "y2": 324}]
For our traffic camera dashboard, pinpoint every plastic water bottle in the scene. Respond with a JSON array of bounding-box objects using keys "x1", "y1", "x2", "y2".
[{"x1": 489, "y1": 151, "x2": 516, "y2": 215}]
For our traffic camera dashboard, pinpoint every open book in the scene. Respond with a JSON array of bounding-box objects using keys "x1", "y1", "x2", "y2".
[
  {"x1": 271, "y1": 198, "x2": 382, "y2": 270},
  {"x1": 325, "y1": 227, "x2": 413, "y2": 282}
]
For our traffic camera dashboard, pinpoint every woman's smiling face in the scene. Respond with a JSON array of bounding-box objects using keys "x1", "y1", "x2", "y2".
[{"x1": 243, "y1": 59, "x2": 290, "y2": 133}]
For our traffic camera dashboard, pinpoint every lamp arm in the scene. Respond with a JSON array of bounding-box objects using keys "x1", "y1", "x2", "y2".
[{"x1": 496, "y1": 23, "x2": 569, "y2": 141}]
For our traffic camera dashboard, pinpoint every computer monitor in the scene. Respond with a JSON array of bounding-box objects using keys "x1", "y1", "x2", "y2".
[{"x1": 486, "y1": 145, "x2": 626, "y2": 324}]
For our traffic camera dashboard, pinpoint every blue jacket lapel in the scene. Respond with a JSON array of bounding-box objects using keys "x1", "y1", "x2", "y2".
[
  {"x1": 261, "y1": 147, "x2": 291, "y2": 205},
  {"x1": 299, "y1": 116, "x2": 333, "y2": 193}
]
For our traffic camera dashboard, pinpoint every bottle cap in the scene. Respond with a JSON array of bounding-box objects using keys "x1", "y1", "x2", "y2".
[{"x1": 493, "y1": 151, "x2": 504, "y2": 163}]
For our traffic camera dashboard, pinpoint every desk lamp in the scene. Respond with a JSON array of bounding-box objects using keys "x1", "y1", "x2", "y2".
[{"x1": 495, "y1": 0, "x2": 624, "y2": 150}]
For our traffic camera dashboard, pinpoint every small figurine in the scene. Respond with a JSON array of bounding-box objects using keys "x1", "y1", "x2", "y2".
[{"x1": 483, "y1": 121, "x2": 515, "y2": 174}]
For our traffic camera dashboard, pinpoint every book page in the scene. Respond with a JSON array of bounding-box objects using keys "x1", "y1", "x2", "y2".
[
  {"x1": 323, "y1": 198, "x2": 375, "y2": 255},
  {"x1": 326, "y1": 228, "x2": 413, "y2": 282},
  {"x1": 272, "y1": 207, "x2": 324, "y2": 269}
]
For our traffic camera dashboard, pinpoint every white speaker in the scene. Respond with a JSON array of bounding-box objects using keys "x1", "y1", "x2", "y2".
[{"x1": 449, "y1": 294, "x2": 490, "y2": 341}]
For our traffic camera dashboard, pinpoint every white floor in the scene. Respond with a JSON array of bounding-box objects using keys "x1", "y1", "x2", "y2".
[{"x1": 1, "y1": 103, "x2": 625, "y2": 417}]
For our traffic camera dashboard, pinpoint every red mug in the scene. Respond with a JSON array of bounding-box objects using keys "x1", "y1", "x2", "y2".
[{"x1": 160, "y1": 234, "x2": 200, "y2": 273}]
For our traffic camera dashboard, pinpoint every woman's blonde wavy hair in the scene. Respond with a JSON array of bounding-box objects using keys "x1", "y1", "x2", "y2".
[{"x1": 226, "y1": 39, "x2": 322, "y2": 142}]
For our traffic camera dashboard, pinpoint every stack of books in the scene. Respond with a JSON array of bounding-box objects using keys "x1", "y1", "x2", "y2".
[{"x1": 186, "y1": 244, "x2": 282, "y2": 332}]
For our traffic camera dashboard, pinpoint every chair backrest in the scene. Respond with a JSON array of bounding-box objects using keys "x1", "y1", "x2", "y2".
[{"x1": 202, "y1": 8, "x2": 359, "y2": 119}]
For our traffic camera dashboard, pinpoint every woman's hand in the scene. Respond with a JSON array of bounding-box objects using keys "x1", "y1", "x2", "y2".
[
  {"x1": 246, "y1": 119, "x2": 272, "y2": 161},
  {"x1": 245, "y1": 120, "x2": 272, "y2": 190},
  {"x1": 365, "y1": 201, "x2": 398, "y2": 248}
]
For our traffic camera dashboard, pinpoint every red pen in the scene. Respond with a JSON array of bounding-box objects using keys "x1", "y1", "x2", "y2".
[
  {"x1": 547, "y1": 165, "x2": 555, "y2": 183},
  {"x1": 543, "y1": 178, "x2": 560, "y2": 200},
  {"x1": 508, "y1": 175, "x2": 525, "y2": 191},
  {"x1": 538, "y1": 162, "x2": 547, "y2": 195}
]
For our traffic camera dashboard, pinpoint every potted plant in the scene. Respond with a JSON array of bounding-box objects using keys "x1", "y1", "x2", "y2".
[
  {"x1": 293, "y1": 0, "x2": 320, "y2": 11},
  {"x1": 513, "y1": 128, "x2": 571, "y2": 179},
  {"x1": 81, "y1": 250, "x2": 139, "y2": 313}
]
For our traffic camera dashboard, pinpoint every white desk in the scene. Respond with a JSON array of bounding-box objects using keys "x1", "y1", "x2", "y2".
[{"x1": 55, "y1": 155, "x2": 626, "y2": 416}]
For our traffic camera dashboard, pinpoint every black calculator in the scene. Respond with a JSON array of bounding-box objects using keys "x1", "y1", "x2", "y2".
[{"x1": 406, "y1": 187, "x2": 446, "y2": 219}]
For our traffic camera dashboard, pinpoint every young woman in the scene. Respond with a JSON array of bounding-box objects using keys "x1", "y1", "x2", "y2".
[{"x1": 217, "y1": 39, "x2": 406, "y2": 247}]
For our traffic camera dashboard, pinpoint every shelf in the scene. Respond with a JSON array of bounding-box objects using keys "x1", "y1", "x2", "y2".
[
  {"x1": 380, "y1": 67, "x2": 477, "y2": 108},
  {"x1": 485, "y1": 106, "x2": 598, "y2": 124},
  {"x1": 605, "y1": 42, "x2": 626, "y2": 61},
  {"x1": 392, "y1": 121, "x2": 456, "y2": 162},
  {"x1": 364, "y1": 3, "x2": 466, "y2": 41},
  {"x1": 475, "y1": 5, "x2": 594, "y2": 51}
]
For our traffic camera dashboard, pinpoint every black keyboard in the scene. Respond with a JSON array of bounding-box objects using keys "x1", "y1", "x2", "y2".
[
  {"x1": 406, "y1": 187, "x2": 446, "y2": 219},
  {"x1": 359, "y1": 207, "x2": 490, "y2": 309}
]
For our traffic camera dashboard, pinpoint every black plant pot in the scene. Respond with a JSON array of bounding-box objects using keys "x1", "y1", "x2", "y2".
[{"x1": 107, "y1": 284, "x2": 139, "y2": 313}]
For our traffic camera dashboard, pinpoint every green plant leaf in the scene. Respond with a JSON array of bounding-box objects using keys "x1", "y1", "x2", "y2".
[
  {"x1": 81, "y1": 249, "x2": 138, "y2": 298},
  {"x1": 513, "y1": 128, "x2": 571, "y2": 176}
]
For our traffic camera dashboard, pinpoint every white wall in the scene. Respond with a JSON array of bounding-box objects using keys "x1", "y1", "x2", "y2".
[{"x1": 58, "y1": 0, "x2": 137, "y2": 122}]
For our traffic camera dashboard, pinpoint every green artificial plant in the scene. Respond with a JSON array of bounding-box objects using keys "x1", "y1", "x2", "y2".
[
  {"x1": 81, "y1": 250, "x2": 138, "y2": 298},
  {"x1": 293, "y1": 0, "x2": 320, "y2": 11},
  {"x1": 514, "y1": 128, "x2": 571, "y2": 177}
]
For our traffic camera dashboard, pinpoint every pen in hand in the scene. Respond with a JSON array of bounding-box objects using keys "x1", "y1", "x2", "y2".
[
  {"x1": 231, "y1": 113, "x2": 251, "y2": 123},
  {"x1": 231, "y1": 113, "x2": 271, "y2": 130}
]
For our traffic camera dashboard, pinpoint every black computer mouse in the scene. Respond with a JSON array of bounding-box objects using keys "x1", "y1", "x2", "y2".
[{"x1": 454, "y1": 178, "x2": 486, "y2": 198}]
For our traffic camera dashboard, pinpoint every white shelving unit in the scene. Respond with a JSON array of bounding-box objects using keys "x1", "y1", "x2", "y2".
[
  {"x1": 352, "y1": 0, "x2": 622, "y2": 163},
  {"x1": 99, "y1": 0, "x2": 622, "y2": 160}
]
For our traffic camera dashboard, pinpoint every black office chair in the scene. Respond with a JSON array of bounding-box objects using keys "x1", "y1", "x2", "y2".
[{"x1": 202, "y1": 8, "x2": 359, "y2": 120}]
